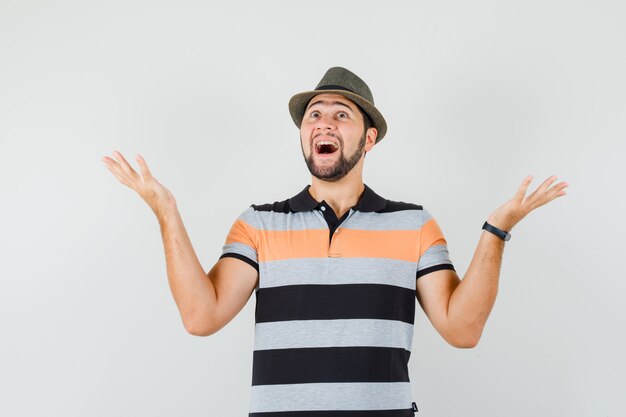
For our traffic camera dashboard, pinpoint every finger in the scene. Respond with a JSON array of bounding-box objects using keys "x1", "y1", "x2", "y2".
[
  {"x1": 102, "y1": 155, "x2": 115, "y2": 166},
  {"x1": 103, "y1": 159, "x2": 132, "y2": 187},
  {"x1": 103, "y1": 154, "x2": 129, "y2": 176},
  {"x1": 102, "y1": 155, "x2": 124, "y2": 175},
  {"x1": 113, "y1": 150, "x2": 139, "y2": 176},
  {"x1": 135, "y1": 154, "x2": 153, "y2": 178},
  {"x1": 514, "y1": 175, "x2": 533, "y2": 201},
  {"x1": 104, "y1": 153, "x2": 137, "y2": 186},
  {"x1": 548, "y1": 181, "x2": 569, "y2": 199},
  {"x1": 529, "y1": 181, "x2": 568, "y2": 210},
  {"x1": 538, "y1": 175, "x2": 558, "y2": 194},
  {"x1": 526, "y1": 175, "x2": 557, "y2": 203}
]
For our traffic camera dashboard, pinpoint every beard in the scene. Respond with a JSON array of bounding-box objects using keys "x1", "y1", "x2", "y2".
[{"x1": 301, "y1": 129, "x2": 367, "y2": 182}]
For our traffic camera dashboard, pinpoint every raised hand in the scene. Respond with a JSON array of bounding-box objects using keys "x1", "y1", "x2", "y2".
[
  {"x1": 487, "y1": 175, "x2": 569, "y2": 232},
  {"x1": 102, "y1": 150, "x2": 176, "y2": 218}
]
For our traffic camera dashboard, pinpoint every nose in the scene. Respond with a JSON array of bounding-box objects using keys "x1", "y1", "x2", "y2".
[{"x1": 314, "y1": 112, "x2": 336, "y2": 132}]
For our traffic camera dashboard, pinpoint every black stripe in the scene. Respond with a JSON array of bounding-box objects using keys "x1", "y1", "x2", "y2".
[
  {"x1": 316, "y1": 84, "x2": 355, "y2": 93},
  {"x1": 256, "y1": 283, "x2": 415, "y2": 324},
  {"x1": 219, "y1": 253, "x2": 259, "y2": 272},
  {"x1": 255, "y1": 185, "x2": 423, "y2": 214},
  {"x1": 250, "y1": 408, "x2": 415, "y2": 417},
  {"x1": 252, "y1": 346, "x2": 411, "y2": 386},
  {"x1": 252, "y1": 198, "x2": 423, "y2": 213},
  {"x1": 416, "y1": 263, "x2": 456, "y2": 279},
  {"x1": 252, "y1": 200, "x2": 292, "y2": 213},
  {"x1": 380, "y1": 201, "x2": 423, "y2": 213}
]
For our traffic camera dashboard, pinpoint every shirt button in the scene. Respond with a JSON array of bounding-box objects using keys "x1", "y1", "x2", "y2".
[{"x1": 320, "y1": 206, "x2": 326, "y2": 211}]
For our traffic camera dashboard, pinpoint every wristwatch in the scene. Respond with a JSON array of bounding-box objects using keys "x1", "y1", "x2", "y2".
[{"x1": 482, "y1": 221, "x2": 511, "y2": 241}]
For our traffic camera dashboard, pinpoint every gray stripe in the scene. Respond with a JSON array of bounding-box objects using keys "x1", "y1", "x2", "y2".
[
  {"x1": 241, "y1": 209, "x2": 327, "y2": 231},
  {"x1": 221, "y1": 242, "x2": 258, "y2": 264},
  {"x1": 417, "y1": 244, "x2": 452, "y2": 271},
  {"x1": 253, "y1": 319, "x2": 414, "y2": 351},
  {"x1": 243, "y1": 208, "x2": 432, "y2": 231},
  {"x1": 259, "y1": 257, "x2": 417, "y2": 290},
  {"x1": 249, "y1": 382, "x2": 412, "y2": 413},
  {"x1": 341, "y1": 209, "x2": 429, "y2": 231},
  {"x1": 236, "y1": 206, "x2": 258, "y2": 225}
]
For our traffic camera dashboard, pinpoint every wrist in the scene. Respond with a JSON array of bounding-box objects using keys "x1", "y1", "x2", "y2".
[
  {"x1": 483, "y1": 220, "x2": 511, "y2": 241},
  {"x1": 487, "y1": 215, "x2": 512, "y2": 232},
  {"x1": 155, "y1": 199, "x2": 179, "y2": 222}
]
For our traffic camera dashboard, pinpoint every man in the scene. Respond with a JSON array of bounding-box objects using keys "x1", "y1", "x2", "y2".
[{"x1": 102, "y1": 67, "x2": 568, "y2": 416}]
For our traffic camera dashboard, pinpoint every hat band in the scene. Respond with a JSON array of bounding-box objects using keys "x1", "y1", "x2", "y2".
[{"x1": 315, "y1": 84, "x2": 355, "y2": 93}]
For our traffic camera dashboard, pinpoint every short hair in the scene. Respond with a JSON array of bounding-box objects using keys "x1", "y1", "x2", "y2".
[
  {"x1": 355, "y1": 104, "x2": 373, "y2": 134},
  {"x1": 354, "y1": 104, "x2": 374, "y2": 158}
]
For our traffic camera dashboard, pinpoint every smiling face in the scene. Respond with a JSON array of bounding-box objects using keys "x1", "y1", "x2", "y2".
[{"x1": 299, "y1": 93, "x2": 377, "y2": 182}]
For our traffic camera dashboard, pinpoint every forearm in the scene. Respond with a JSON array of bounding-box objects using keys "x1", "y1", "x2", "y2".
[
  {"x1": 442, "y1": 174, "x2": 567, "y2": 346},
  {"x1": 158, "y1": 203, "x2": 216, "y2": 331},
  {"x1": 446, "y1": 218, "x2": 506, "y2": 345}
]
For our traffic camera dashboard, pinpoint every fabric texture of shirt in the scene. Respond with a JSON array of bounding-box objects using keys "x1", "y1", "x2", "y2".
[{"x1": 220, "y1": 184, "x2": 455, "y2": 417}]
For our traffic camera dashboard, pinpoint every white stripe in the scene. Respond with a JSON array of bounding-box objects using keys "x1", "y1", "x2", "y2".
[
  {"x1": 417, "y1": 244, "x2": 453, "y2": 271},
  {"x1": 259, "y1": 257, "x2": 418, "y2": 290},
  {"x1": 242, "y1": 209, "x2": 429, "y2": 231},
  {"x1": 249, "y1": 382, "x2": 412, "y2": 413},
  {"x1": 221, "y1": 242, "x2": 258, "y2": 263},
  {"x1": 254, "y1": 319, "x2": 414, "y2": 351}
]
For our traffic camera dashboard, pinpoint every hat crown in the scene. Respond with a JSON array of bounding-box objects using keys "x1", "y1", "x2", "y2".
[
  {"x1": 287, "y1": 66, "x2": 387, "y2": 142},
  {"x1": 314, "y1": 66, "x2": 375, "y2": 105}
]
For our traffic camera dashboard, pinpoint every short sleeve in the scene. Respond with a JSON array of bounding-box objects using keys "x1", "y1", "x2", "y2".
[
  {"x1": 219, "y1": 206, "x2": 259, "y2": 272},
  {"x1": 416, "y1": 208, "x2": 456, "y2": 279}
]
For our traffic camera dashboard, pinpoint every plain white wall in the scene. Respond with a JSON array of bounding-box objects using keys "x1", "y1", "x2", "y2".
[{"x1": 1, "y1": 1, "x2": 624, "y2": 416}]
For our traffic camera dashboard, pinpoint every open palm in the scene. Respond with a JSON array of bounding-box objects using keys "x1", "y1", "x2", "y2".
[
  {"x1": 488, "y1": 175, "x2": 569, "y2": 231},
  {"x1": 102, "y1": 150, "x2": 176, "y2": 217}
]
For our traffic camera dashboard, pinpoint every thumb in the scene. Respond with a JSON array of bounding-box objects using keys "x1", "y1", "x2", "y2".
[
  {"x1": 515, "y1": 175, "x2": 533, "y2": 201},
  {"x1": 135, "y1": 154, "x2": 153, "y2": 178}
]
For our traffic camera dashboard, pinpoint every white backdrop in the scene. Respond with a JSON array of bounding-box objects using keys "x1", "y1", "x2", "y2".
[{"x1": 1, "y1": 1, "x2": 624, "y2": 416}]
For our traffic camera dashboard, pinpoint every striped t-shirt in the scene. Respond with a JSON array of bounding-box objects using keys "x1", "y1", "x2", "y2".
[{"x1": 220, "y1": 184, "x2": 455, "y2": 417}]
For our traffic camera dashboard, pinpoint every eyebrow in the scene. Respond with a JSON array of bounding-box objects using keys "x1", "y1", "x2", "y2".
[{"x1": 305, "y1": 100, "x2": 355, "y2": 113}]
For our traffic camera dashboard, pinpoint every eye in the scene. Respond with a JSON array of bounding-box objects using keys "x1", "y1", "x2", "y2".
[
  {"x1": 337, "y1": 111, "x2": 349, "y2": 119},
  {"x1": 310, "y1": 110, "x2": 320, "y2": 118}
]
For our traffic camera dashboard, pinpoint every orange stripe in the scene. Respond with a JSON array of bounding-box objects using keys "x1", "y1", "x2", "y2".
[
  {"x1": 332, "y1": 228, "x2": 421, "y2": 262},
  {"x1": 419, "y1": 217, "x2": 448, "y2": 257},
  {"x1": 227, "y1": 218, "x2": 447, "y2": 263},
  {"x1": 259, "y1": 228, "x2": 427, "y2": 262},
  {"x1": 259, "y1": 229, "x2": 329, "y2": 261},
  {"x1": 225, "y1": 219, "x2": 258, "y2": 249}
]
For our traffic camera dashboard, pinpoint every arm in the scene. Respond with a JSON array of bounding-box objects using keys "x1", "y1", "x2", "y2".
[
  {"x1": 416, "y1": 231, "x2": 503, "y2": 348},
  {"x1": 102, "y1": 150, "x2": 258, "y2": 337},
  {"x1": 159, "y1": 204, "x2": 258, "y2": 336},
  {"x1": 416, "y1": 175, "x2": 569, "y2": 348}
]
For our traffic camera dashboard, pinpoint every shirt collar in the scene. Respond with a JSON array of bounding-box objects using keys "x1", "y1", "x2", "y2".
[{"x1": 288, "y1": 183, "x2": 387, "y2": 213}]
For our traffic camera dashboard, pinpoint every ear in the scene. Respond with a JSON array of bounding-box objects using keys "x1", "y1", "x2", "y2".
[{"x1": 364, "y1": 127, "x2": 378, "y2": 151}]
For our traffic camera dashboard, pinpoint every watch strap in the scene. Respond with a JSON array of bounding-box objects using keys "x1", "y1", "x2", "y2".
[{"x1": 482, "y1": 221, "x2": 511, "y2": 241}]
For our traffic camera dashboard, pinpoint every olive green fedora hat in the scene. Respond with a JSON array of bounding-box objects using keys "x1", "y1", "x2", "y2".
[{"x1": 288, "y1": 66, "x2": 387, "y2": 143}]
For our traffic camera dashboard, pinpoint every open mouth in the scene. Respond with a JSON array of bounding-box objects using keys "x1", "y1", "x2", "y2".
[{"x1": 315, "y1": 141, "x2": 339, "y2": 155}]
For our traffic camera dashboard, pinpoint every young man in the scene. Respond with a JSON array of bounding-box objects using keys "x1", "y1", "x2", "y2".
[{"x1": 102, "y1": 66, "x2": 568, "y2": 416}]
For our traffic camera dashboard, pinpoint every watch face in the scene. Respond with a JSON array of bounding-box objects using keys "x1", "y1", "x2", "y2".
[{"x1": 505, "y1": 233, "x2": 511, "y2": 241}]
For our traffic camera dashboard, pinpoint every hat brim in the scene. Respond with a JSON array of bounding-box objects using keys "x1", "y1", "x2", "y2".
[{"x1": 288, "y1": 90, "x2": 387, "y2": 143}]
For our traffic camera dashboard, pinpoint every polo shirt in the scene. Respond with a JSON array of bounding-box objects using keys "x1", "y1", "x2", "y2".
[{"x1": 220, "y1": 183, "x2": 455, "y2": 417}]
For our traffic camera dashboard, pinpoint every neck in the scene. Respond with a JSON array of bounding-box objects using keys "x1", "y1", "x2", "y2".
[{"x1": 308, "y1": 168, "x2": 365, "y2": 219}]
